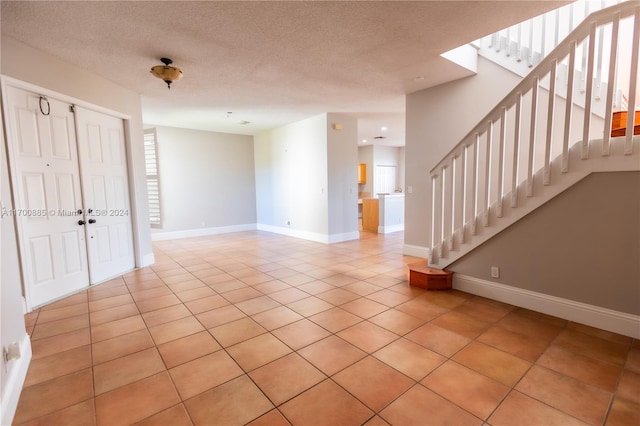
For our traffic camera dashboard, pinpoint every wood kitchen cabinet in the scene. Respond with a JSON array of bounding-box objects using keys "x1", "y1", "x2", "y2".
[
  {"x1": 362, "y1": 198, "x2": 378, "y2": 233},
  {"x1": 358, "y1": 163, "x2": 366, "y2": 184}
]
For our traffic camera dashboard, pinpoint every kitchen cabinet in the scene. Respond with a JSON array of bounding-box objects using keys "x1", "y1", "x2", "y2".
[
  {"x1": 358, "y1": 163, "x2": 366, "y2": 184},
  {"x1": 362, "y1": 198, "x2": 379, "y2": 233}
]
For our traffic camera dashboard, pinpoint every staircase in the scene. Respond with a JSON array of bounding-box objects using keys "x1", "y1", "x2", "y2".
[
  {"x1": 428, "y1": 1, "x2": 640, "y2": 268},
  {"x1": 477, "y1": 1, "x2": 625, "y2": 74}
]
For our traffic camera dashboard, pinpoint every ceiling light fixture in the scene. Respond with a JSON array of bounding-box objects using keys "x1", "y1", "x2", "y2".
[{"x1": 150, "y1": 57, "x2": 183, "y2": 89}]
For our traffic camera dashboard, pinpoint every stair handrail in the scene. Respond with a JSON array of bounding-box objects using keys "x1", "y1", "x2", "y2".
[
  {"x1": 430, "y1": 0, "x2": 639, "y2": 175},
  {"x1": 428, "y1": 0, "x2": 639, "y2": 265}
]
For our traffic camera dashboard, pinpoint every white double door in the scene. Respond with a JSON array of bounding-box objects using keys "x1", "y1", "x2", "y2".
[{"x1": 4, "y1": 86, "x2": 135, "y2": 307}]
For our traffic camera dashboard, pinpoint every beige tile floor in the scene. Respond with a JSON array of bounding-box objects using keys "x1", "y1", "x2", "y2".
[{"x1": 14, "y1": 231, "x2": 640, "y2": 425}]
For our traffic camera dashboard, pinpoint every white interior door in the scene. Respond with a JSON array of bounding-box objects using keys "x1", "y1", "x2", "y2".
[
  {"x1": 4, "y1": 86, "x2": 89, "y2": 307},
  {"x1": 75, "y1": 107, "x2": 135, "y2": 283}
]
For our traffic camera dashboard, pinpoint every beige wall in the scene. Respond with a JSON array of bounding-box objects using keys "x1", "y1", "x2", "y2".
[{"x1": 450, "y1": 172, "x2": 640, "y2": 315}]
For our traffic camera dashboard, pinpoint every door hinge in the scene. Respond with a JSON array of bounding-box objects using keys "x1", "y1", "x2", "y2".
[{"x1": 69, "y1": 105, "x2": 76, "y2": 113}]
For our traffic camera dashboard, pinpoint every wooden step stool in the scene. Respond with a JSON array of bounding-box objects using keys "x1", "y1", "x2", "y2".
[{"x1": 407, "y1": 261, "x2": 453, "y2": 290}]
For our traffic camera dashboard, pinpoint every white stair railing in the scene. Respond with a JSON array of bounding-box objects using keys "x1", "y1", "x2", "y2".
[
  {"x1": 429, "y1": 1, "x2": 640, "y2": 266},
  {"x1": 481, "y1": 1, "x2": 623, "y2": 70},
  {"x1": 479, "y1": 1, "x2": 631, "y2": 111}
]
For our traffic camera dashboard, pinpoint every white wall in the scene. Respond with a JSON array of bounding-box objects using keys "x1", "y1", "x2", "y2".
[
  {"x1": 404, "y1": 56, "x2": 521, "y2": 253},
  {"x1": 255, "y1": 114, "x2": 329, "y2": 237},
  {"x1": 326, "y1": 113, "x2": 358, "y2": 237},
  {"x1": 254, "y1": 113, "x2": 358, "y2": 243},
  {"x1": 150, "y1": 126, "x2": 256, "y2": 238},
  {"x1": 0, "y1": 107, "x2": 30, "y2": 426}
]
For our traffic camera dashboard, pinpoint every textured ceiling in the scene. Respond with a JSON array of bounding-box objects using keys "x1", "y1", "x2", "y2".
[{"x1": 1, "y1": 1, "x2": 566, "y2": 146}]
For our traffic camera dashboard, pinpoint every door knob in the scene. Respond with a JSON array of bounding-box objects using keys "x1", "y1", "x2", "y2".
[
  {"x1": 88, "y1": 219, "x2": 96, "y2": 224},
  {"x1": 78, "y1": 220, "x2": 86, "y2": 225}
]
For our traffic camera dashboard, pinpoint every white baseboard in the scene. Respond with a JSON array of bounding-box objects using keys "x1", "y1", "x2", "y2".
[
  {"x1": 378, "y1": 224, "x2": 404, "y2": 234},
  {"x1": 454, "y1": 274, "x2": 640, "y2": 339},
  {"x1": 327, "y1": 231, "x2": 360, "y2": 244},
  {"x1": 257, "y1": 224, "x2": 358, "y2": 244},
  {"x1": 1, "y1": 333, "x2": 32, "y2": 426},
  {"x1": 403, "y1": 244, "x2": 430, "y2": 259},
  {"x1": 151, "y1": 223, "x2": 257, "y2": 241}
]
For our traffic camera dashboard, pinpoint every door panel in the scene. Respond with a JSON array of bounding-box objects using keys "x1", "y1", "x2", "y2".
[
  {"x1": 16, "y1": 107, "x2": 41, "y2": 156},
  {"x1": 5, "y1": 86, "x2": 89, "y2": 306},
  {"x1": 115, "y1": 223, "x2": 131, "y2": 256},
  {"x1": 95, "y1": 225, "x2": 112, "y2": 262},
  {"x1": 23, "y1": 173, "x2": 47, "y2": 210},
  {"x1": 89, "y1": 175, "x2": 107, "y2": 209},
  {"x1": 75, "y1": 107, "x2": 135, "y2": 283},
  {"x1": 55, "y1": 173, "x2": 77, "y2": 208},
  {"x1": 61, "y1": 230, "x2": 83, "y2": 273},
  {"x1": 51, "y1": 115, "x2": 73, "y2": 159},
  {"x1": 86, "y1": 124, "x2": 103, "y2": 162},
  {"x1": 108, "y1": 128, "x2": 124, "y2": 165},
  {"x1": 112, "y1": 176, "x2": 127, "y2": 208},
  {"x1": 28, "y1": 236, "x2": 54, "y2": 284}
]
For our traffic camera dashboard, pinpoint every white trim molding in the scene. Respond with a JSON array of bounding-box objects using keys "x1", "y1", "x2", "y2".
[
  {"x1": 1, "y1": 333, "x2": 32, "y2": 426},
  {"x1": 403, "y1": 244, "x2": 430, "y2": 259},
  {"x1": 257, "y1": 224, "x2": 359, "y2": 244},
  {"x1": 454, "y1": 274, "x2": 640, "y2": 339},
  {"x1": 327, "y1": 231, "x2": 360, "y2": 244},
  {"x1": 378, "y1": 224, "x2": 404, "y2": 234},
  {"x1": 151, "y1": 224, "x2": 257, "y2": 241}
]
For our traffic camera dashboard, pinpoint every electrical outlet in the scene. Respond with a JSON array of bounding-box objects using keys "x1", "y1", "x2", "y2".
[{"x1": 491, "y1": 266, "x2": 500, "y2": 278}]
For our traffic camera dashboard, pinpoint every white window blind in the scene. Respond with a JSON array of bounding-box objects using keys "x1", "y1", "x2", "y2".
[
  {"x1": 375, "y1": 165, "x2": 397, "y2": 195},
  {"x1": 144, "y1": 129, "x2": 162, "y2": 228}
]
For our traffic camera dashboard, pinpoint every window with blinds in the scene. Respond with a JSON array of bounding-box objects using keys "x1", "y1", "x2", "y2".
[
  {"x1": 144, "y1": 129, "x2": 162, "y2": 228},
  {"x1": 374, "y1": 165, "x2": 397, "y2": 195}
]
